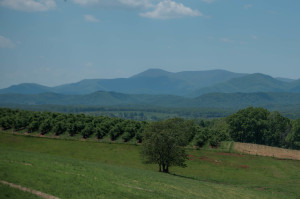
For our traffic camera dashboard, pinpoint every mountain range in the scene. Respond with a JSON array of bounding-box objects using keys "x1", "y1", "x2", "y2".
[
  {"x1": 0, "y1": 68, "x2": 300, "y2": 111},
  {"x1": 0, "y1": 91, "x2": 299, "y2": 110},
  {"x1": 1, "y1": 69, "x2": 299, "y2": 96}
]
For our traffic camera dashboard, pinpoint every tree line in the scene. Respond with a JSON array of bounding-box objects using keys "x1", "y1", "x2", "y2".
[
  {"x1": 0, "y1": 107, "x2": 299, "y2": 173},
  {"x1": 0, "y1": 107, "x2": 299, "y2": 150},
  {"x1": 0, "y1": 108, "x2": 146, "y2": 142}
]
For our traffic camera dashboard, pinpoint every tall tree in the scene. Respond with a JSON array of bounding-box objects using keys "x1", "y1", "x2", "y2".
[
  {"x1": 141, "y1": 118, "x2": 192, "y2": 173},
  {"x1": 227, "y1": 107, "x2": 269, "y2": 144}
]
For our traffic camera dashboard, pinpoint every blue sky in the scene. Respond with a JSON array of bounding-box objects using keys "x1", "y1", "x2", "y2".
[{"x1": 0, "y1": 0, "x2": 299, "y2": 88}]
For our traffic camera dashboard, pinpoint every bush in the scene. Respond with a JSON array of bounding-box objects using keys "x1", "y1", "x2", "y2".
[
  {"x1": 81, "y1": 125, "x2": 94, "y2": 139},
  {"x1": 95, "y1": 127, "x2": 105, "y2": 139},
  {"x1": 40, "y1": 120, "x2": 52, "y2": 135},
  {"x1": 28, "y1": 120, "x2": 39, "y2": 133}
]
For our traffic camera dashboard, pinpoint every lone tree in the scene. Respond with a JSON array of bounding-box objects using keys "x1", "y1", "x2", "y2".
[{"x1": 141, "y1": 118, "x2": 194, "y2": 173}]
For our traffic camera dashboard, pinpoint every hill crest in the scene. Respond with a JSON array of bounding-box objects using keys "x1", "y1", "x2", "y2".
[{"x1": 0, "y1": 69, "x2": 299, "y2": 96}]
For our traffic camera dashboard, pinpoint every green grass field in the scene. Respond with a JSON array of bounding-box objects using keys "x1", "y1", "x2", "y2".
[{"x1": 0, "y1": 132, "x2": 299, "y2": 198}]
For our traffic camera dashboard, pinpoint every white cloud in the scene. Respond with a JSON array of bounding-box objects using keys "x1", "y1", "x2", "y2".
[
  {"x1": 73, "y1": 0, "x2": 153, "y2": 8},
  {"x1": 244, "y1": 4, "x2": 253, "y2": 9},
  {"x1": 84, "y1": 14, "x2": 99, "y2": 22},
  {"x1": 140, "y1": 0, "x2": 202, "y2": 19},
  {"x1": 0, "y1": 0, "x2": 56, "y2": 12},
  {"x1": 74, "y1": 0, "x2": 202, "y2": 20},
  {"x1": 119, "y1": 0, "x2": 153, "y2": 8},
  {"x1": 0, "y1": 35, "x2": 15, "y2": 49},
  {"x1": 202, "y1": 0, "x2": 214, "y2": 4},
  {"x1": 220, "y1": 38, "x2": 230, "y2": 43},
  {"x1": 73, "y1": 0, "x2": 99, "y2": 6}
]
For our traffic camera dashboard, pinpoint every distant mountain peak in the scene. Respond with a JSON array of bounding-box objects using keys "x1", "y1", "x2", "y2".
[
  {"x1": 132, "y1": 68, "x2": 172, "y2": 78},
  {"x1": 1, "y1": 68, "x2": 299, "y2": 96},
  {"x1": 0, "y1": 83, "x2": 51, "y2": 94}
]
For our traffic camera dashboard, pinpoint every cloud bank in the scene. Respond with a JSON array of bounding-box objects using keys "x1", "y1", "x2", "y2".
[
  {"x1": 140, "y1": 0, "x2": 202, "y2": 19},
  {"x1": 74, "y1": 0, "x2": 202, "y2": 19},
  {"x1": 0, "y1": 0, "x2": 56, "y2": 12}
]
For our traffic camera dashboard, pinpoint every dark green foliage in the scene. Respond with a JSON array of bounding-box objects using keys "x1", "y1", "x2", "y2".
[
  {"x1": 194, "y1": 119, "x2": 231, "y2": 147},
  {"x1": 227, "y1": 107, "x2": 270, "y2": 144},
  {"x1": 53, "y1": 121, "x2": 67, "y2": 135},
  {"x1": 194, "y1": 127, "x2": 210, "y2": 147},
  {"x1": 81, "y1": 125, "x2": 94, "y2": 139},
  {"x1": 0, "y1": 107, "x2": 299, "y2": 150},
  {"x1": 135, "y1": 121, "x2": 147, "y2": 143},
  {"x1": 67, "y1": 123, "x2": 77, "y2": 136},
  {"x1": 122, "y1": 121, "x2": 139, "y2": 142},
  {"x1": 141, "y1": 118, "x2": 192, "y2": 173},
  {"x1": 28, "y1": 120, "x2": 39, "y2": 133},
  {"x1": 95, "y1": 127, "x2": 105, "y2": 139},
  {"x1": 0, "y1": 108, "x2": 144, "y2": 140},
  {"x1": 109, "y1": 124, "x2": 122, "y2": 141},
  {"x1": 226, "y1": 107, "x2": 299, "y2": 149},
  {"x1": 0, "y1": 108, "x2": 143, "y2": 140},
  {"x1": 39, "y1": 119, "x2": 52, "y2": 135},
  {"x1": 265, "y1": 111, "x2": 291, "y2": 147},
  {"x1": 0, "y1": 116, "x2": 13, "y2": 130},
  {"x1": 121, "y1": 132, "x2": 132, "y2": 142},
  {"x1": 13, "y1": 111, "x2": 31, "y2": 130},
  {"x1": 286, "y1": 119, "x2": 300, "y2": 149}
]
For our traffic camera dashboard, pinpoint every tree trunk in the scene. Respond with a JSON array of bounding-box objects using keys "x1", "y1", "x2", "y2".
[
  {"x1": 162, "y1": 163, "x2": 169, "y2": 173},
  {"x1": 162, "y1": 163, "x2": 166, "y2": 172}
]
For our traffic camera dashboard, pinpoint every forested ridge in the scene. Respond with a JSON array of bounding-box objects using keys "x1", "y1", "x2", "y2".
[{"x1": 0, "y1": 107, "x2": 299, "y2": 149}]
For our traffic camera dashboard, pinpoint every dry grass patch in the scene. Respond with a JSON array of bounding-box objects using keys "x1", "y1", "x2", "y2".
[{"x1": 233, "y1": 142, "x2": 300, "y2": 160}]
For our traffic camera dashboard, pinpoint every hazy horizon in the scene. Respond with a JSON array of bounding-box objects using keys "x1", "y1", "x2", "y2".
[
  {"x1": 1, "y1": 68, "x2": 298, "y2": 89},
  {"x1": 1, "y1": 0, "x2": 299, "y2": 88}
]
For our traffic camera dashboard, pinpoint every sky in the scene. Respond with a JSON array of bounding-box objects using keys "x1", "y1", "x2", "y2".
[{"x1": 0, "y1": 0, "x2": 299, "y2": 88}]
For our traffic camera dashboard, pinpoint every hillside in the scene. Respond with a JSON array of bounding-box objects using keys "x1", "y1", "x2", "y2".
[
  {"x1": 51, "y1": 69, "x2": 248, "y2": 95},
  {"x1": 190, "y1": 73, "x2": 298, "y2": 96},
  {"x1": 0, "y1": 91, "x2": 188, "y2": 107},
  {"x1": 0, "y1": 83, "x2": 52, "y2": 94},
  {"x1": 1, "y1": 69, "x2": 299, "y2": 97},
  {"x1": 0, "y1": 91, "x2": 300, "y2": 111},
  {"x1": 0, "y1": 69, "x2": 246, "y2": 95},
  {"x1": 191, "y1": 92, "x2": 300, "y2": 108},
  {"x1": 0, "y1": 133, "x2": 299, "y2": 198}
]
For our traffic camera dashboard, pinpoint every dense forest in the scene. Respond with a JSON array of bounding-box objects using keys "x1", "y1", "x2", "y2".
[{"x1": 0, "y1": 107, "x2": 299, "y2": 149}]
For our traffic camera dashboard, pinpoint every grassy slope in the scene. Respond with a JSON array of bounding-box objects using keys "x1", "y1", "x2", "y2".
[
  {"x1": 0, "y1": 132, "x2": 299, "y2": 199},
  {"x1": 0, "y1": 183, "x2": 41, "y2": 199}
]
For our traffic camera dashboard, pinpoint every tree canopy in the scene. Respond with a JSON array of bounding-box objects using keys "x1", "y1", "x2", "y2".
[{"x1": 141, "y1": 118, "x2": 194, "y2": 173}]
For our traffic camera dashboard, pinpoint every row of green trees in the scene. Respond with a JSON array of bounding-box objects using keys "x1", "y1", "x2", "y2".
[
  {"x1": 0, "y1": 108, "x2": 146, "y2": 142},
  {"x1": 0, "y1": 107, "x2": 299, "y2": 150}
]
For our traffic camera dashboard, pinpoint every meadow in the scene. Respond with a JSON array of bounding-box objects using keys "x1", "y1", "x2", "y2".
[{"x1": 0, "y1": 132, "x2": 299, "y2": 199}]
